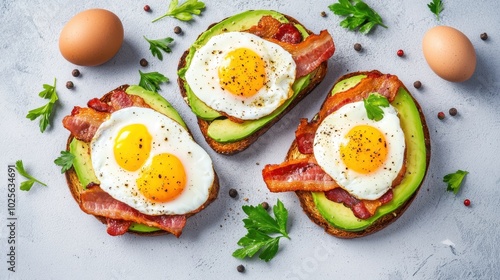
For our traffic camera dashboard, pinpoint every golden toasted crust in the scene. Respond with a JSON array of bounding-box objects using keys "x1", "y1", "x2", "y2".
[
  {"x1": 177, "y1": 13, "x2": 329, "y2": 155},
  {"x1": 64, "y1": 85, "x2": 219, "y2": 236},
  {"x1": 291, "y1": 71, "x2": 431, "y2": 238}
]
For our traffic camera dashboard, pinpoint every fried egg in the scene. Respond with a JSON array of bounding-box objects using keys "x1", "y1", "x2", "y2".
[
  {"x1": 313, "y1": 100, "x2": 405, "y2": 200},
  {"x1": 184, "y1": 31, "x2": 296, "y2": 120},
  {"x1": 91, "y1": 107, "x2": 214, "y2": 215}
]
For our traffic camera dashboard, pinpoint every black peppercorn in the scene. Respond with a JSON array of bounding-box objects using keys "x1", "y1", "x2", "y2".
[
  {"x1": 354, "y1": 43, "x2": 362, "y2": 52},
  {"x1": 174, "y1": 26, "x2": 182, "y2": 34},
  {"x1": 237, "y1": 265, "x2": 245, "y2": 273},
  {"x1": 261, "y1": 202, "x2": 269, "y2": 210},
  {"x1": 320, "y1": 11, "x2": 327, "y2": 17},
  {"x1": 413, "y1": 81, "x2": 422, "y2": 89},
  {"x1": 66, "y1": 81, "x2": 74, "y2": 89},
  {"x1": 72, "y1": 69, "x2": 80, "y2": 77},
  {"x1": 480, "y1": 32, "x2": 488, "y2": 40},
  {"x1": 229, "y1": 188, "x2": 238, "y2": 198},
  {"x1": 449, "y1": 107, "x2": 458, "y2": 116},
  {"x1": 140, "y1": 58, "x2": 148, "y2": 67}
]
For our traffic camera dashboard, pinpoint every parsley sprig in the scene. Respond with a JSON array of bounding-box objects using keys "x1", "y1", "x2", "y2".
[
  {"x1": 15, "y1": 160, "x2": 47, "y2": 191},
  {"x1": 144, "y1": 36, "x2": 174, "y2": 61},
  {"x1": 328, "y1": 0, "x2": 387, "y2": 34},
  {"x1": 444, "y1": 170, "x2": 468, "y2": 194},
  {"x1": 363, "y1": 93, "x2": 390, "y2": 121},
  {"x1": 428, "y1": 0, "x2": 444, "y2": 20},
  {"x1": 54, "y1": 151, "x2": 75, "y2": 173},
  {"x1": 232, "y1": 199, "x2": 290, "y2": 262},
  {"x1": 152, "y1": 0, "x2": 205, "y2": 23},
  {"x1": 26, "y1": 78, "x2": 58, "y2": 132},
  {"x1": 139, "y1": 70, "x2": 169, "y2": 92}
]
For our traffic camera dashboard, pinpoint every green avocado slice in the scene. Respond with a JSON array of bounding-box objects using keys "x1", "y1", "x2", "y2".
[
  {"x1": 312, "y1": 74, "x2": 428, "y2": 231},
  {"x1": 69, "y1": 85, "x2": 187, "y2": 233},
  {"x1": 178, "y1": 10, "x2": 313, "y2": 142}
]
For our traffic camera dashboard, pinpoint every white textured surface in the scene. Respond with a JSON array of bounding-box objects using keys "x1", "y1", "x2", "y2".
[{"x1": 1, "y1": 0, "x2": 499, "y2": 279}]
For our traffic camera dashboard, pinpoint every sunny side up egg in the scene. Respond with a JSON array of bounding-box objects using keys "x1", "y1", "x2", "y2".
[
  {"x1": 91, "y1": 107, "x2": 214, "y2": 216},
  {"x1": 313, "y1": 100, "x2": 406, "y2": 200},
  {"x1": 185, "y1": 32, "x2": 296, "y2": 120}
]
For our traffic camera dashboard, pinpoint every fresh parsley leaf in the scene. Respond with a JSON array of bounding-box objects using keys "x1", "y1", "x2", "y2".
[
  {"x1": 144, "y1": 36, "x2": 174, "y2": 61},
  {"x1": 428, "y1": 0, "x2": 444, "y2": 20},
  {"x1": 444, "y1": 170, "x2": 468, "y2": 194},
  {"x1": 152, "y1": 0, "x2": 205, "y2": 23},
  {"x1": 363, "y1": 93, "x2": 390, "y2": 121},
  {"x1": 328, "y1": 0, "x2": 387, "y2": 34},
  {"x1": 138, "y1": 70, "x2": 169, "y2": 92},
  {"x1": 54, "y1": 151, "x2": 75, "y2": 173},
  {"x1": 15, "y1": 160, "x2": 47, "y2": 191},
  {"x1": 232, "y1": 199, "x2": 290, "y2": 262},
  {"x1": 26, "y1": 78, "x2": 58, "y2": 132}
]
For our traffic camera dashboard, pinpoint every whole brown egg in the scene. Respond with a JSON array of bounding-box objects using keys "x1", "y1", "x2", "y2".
[{"x1": 59, "y1": 9, "x2": 124, "y2": 66}]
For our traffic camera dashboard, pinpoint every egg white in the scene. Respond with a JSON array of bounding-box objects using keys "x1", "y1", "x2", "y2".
[
  {"x1": 313, "y1": 100, "x2": 406, "y2": 200},
  {"x1": 185, "y1": 31, "x2": 296, "y2": 120},
  {"x1": 91, "y1": 107, "x2": 214, "y2": 215}
]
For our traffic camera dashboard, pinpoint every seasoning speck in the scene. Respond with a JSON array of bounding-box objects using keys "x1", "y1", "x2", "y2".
[
  {"x1": 261, "y1": 202, "x2": 269, "y2": 210},
  {"x1": 71, "y1": 69, "x2": 80, "y2": 77},
  {"x1": 229, "y1": 188, "x2": 238, "y2": 198},
  {"x1": 354, "y1": 43, "x2": 362, "y2": 52},
  {"x1": 413, "y1": 81, "x2": 422, "y2": 89},
  {"x1": 174, "y1": 26, "x2": 182, "y2": 34},
  {"x1": 449, "y1": 107, "x2": 458, "y2": 116},
  {"x1": 144, "y1": 5, "x2": 151, "y2": 12},
  {"x1": 320, "y1": 11, "x2": 327, "y2": 17},
  {"x1": 437, "y1": 112, "x2": 445, "y2": 120},
  {"x1": 66, "y1": 81, "x2": 74, "y2": 89},
  {"x1": 237, "y1": 264, "x2": 245, "y2": 273},
  {"x1": 140, "y1": 58, "x2": 148, "y2": 67},
  {"x1": 480, "y1": 32, "x2": 488, "y2": 40}
]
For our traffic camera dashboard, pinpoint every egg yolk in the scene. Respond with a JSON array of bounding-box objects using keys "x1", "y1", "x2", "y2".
[
  {"x1": 340, "y1": 125, "x2": 388, "y2": 174},
  {"x1": 218, "y1": 48, "x2": 266, "y2": 97},
  {"x1": 136, "y1": 153, "x2": 186, "y2": 203},
  {"x1": 114, "y1": 124, "x2": 152, "y2": 172}
]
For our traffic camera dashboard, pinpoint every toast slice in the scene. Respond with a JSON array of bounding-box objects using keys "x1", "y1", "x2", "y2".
[{"x1": 177, "y1": 11, "x2": 330, "y2": 154}]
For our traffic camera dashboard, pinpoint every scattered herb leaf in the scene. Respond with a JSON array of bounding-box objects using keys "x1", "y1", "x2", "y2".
[
  {"x1": 233, "y1": 199, "x2": 290, "y2": 262},
  {"x1": 15, "y1": 160, "x2": 47, "y2": 191},
  {"x1": 328, "y1": 0, "x2": 387, "y2": 34},
  {"x1": 144, "y1": 36, "x2": 174, "y2": 61},
  {"x1": 363, "y1": 93, "x2": 390, "y2": 121},
  {"x1": 152, "y1": 0, "x2": 205, "y2": 23},
  {"x1": 26, "y1": 78, "x2": 58, "y2": 132},
  {"x1": 428, "y1": 0, "x2": 444, "y2": 20},
  {"x1": 138, "y1": 70, "x2": 169, "y2": 92},
  {"x1": 54, "y1": 151, "x2": 75, "y2": 173},
  {"x1": 444, "y1": 170, "x2": 468, "y2": 194}
]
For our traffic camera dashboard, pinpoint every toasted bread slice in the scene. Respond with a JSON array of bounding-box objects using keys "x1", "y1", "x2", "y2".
[
  {"x1": 273, "y1": 71, "x2": 431, "y2": 238},
  {"x1": 177, "y1": 12, "x2": 329, "y2": 155},
  {"x1": 64, "y1": 85, "x2": 219, "y2": 236}
]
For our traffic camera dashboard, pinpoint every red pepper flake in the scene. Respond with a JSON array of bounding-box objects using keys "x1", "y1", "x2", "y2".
[
  {"x1": 397, "y1": 49, "x2": 404, "y2": 57},
  {"x1": 144, "y1": 5, "x2": 151, "y2": 12},
  {"x1": 464, "y1": 199, "x2": 471, "y2": 206}
]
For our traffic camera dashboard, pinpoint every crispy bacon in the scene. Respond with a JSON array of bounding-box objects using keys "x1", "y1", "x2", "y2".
[
  {"x1": 106, "y1": 218, "x2": 132, "y2": 236},
  {"x1": 325, "y1": 188, "x2": 394, "y2": 219},
  {"x1": 246, "y1": 16, "x2": 283, "y2": 39},
  {"x1": 80, "y1": 187, "x2": 187, "y2": 237},
  {"x1": 295, "y1": 118, "x2": 316, "y2": 154},
  {"x1": 62, "y1": 91, "x2": 151, "y2": 142},
  {"x1": 262, "y1": 158, "x2": 339, "y2": 192},
  {"x1": 273, "y1": 23, "x2": 302, "y2": 44}
]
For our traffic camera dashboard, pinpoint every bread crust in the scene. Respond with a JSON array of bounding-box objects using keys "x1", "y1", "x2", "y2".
[
  {"x1": 177, "y1": 13, "x2": 329, "y2": 154},
  {"x1": 64, "y1": 85, "x2": 219, "y2": 236},
  {"x1": 290, "y1": 71, "x2": 431, "y2": 238}
]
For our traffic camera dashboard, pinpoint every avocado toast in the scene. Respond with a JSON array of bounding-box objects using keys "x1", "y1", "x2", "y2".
[
  {"x1": 262, "y1": 71, "x2": 431, "y2": 238},
  {"x1": 177, "y1": 10, "x2": 334, "y2": 154}
]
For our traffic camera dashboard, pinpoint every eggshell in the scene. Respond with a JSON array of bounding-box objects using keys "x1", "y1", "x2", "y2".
[
  {"x1": 422, "y1": 26, "x2": 476, "y2": 82},
  {"x1": 59, "y1": 9, "x2": 124, "y2": 66}
]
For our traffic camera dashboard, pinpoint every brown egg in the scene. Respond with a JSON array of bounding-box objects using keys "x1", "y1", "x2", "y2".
[
  {"x1": 59, "y1": 9, "x2": 124, "y2": 66},
  {"x1": 422, "y1": 26, "x2": 476, "y2": 82}
]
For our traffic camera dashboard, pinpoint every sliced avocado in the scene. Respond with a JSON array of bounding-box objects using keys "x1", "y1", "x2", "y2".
[
  {"x1": 312, "y1": 75, "x2": 428, "y2": 231},
  {"x1": 69, "y1": 138, "x2": 100, "y2": 187},
  {"x1": 179, "y1": 10, "x2": 313, "y2": 141},
  {"x1": 69, "y1": 85, "x2": 186, "y2": 233}
]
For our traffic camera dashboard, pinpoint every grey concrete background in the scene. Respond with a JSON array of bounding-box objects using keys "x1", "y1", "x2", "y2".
[{"x1": 0, "y1": 0, "x2": 499, "y2": 279}]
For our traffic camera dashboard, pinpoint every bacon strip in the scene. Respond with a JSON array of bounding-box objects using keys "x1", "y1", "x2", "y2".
[
  {"x1": 246, "y1": 16, "x2": 283, "y2": 39},
  {"x1": 262, "y1": 158, "x2": 340, "y2": 192},
  {"x1": 80, "y1": 187, "x2": 187, "y2": 237},
  {"x1": 325, "y1": 188, "x2": 394, "y2": 219},
  {"x1": 106, "y1": 218, "x2": 132, "y2": 236}
]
